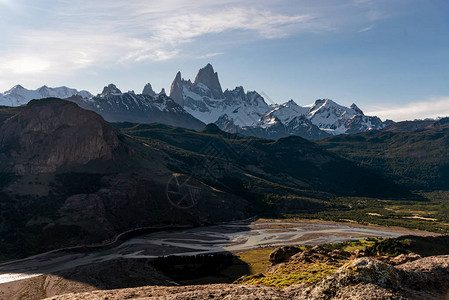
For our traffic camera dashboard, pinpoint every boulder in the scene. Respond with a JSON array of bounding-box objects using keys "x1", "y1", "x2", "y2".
[
  {"x1": 354, "y1": 249, "x2": 367, "y2": 258},
  {"x1": 391, "y1": 253, "x2": 422, "y2": 265},
  {"x1": 268, "y1": 246, "x2": 302, "y2": 265}
]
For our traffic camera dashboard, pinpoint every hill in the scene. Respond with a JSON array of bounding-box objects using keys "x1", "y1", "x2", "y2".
[
  {"x1": 0, "y1": 98, "x2": 408, "y2": 260},
  {"x1": 318, "y1": 118, "x2": 449, "y2": 190},
  {"x1": 0, "y1": 99, "x2": 244, "y2": 260}
]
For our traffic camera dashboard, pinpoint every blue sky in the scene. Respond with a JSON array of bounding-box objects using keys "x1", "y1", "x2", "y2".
[{"x1": 0, "y1": 0, "x2": 448, "y2": 121}]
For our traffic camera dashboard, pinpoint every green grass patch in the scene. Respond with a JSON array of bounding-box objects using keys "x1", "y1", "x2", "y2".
[
  {"x1": 284, "y1": 193, "x2": 449, "y2": 234},
  {"x1": 236, "y1": 259, "x2": 342, "y2": 288}
]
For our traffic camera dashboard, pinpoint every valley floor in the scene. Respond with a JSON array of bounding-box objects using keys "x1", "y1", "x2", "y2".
[{"x1": 0, "y1": 219, "x2": 439, "y2": 300}]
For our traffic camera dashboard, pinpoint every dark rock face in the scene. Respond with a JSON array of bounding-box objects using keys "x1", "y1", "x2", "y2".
[
  {"x1": 0, "y1": 98, "x2": 120, "y2": 174},
  {"x1": 100, "y1": 84, "x2": 122, "y2": 96},
  {"x1": 268, "y1": 246, "x2": 302, "y2": 264},
  {"x1": 350, "y1": 103, "x2": 364, "y2": 115},
  {"x1": 344, "y1": 114, "x2": 386, "y2": 135},
  {"x1": 214, "y1": 114, "x2": 241, "y2": 133},
  {"x1": 67, "y1": 89, "x2": 206, "y2": 131},
  {"x1": 169, "y1": 71, "x2": 184, "y2": 106},
  {"x1": 286, "y1": 116, "x2": 332, "y2": 140},
  {"x1": 397, "y1": 255, "x2": 449, "y2": 293},
  {"x1": 142, "y1": 83, "x2": 156, "y2": 96},
  {"x1": 169, "y1": 64, "x2": 226, "y2": 108},
  {"x1": 193, "y1": 63, "x2": 223, "y2": 98}
]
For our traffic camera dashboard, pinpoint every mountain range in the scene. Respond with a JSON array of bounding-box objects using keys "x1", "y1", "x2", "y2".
[
  {"x1": 0, "y1": 64, "x2": 392, "y2": 140},
  {"x1": 0, "y1": 85, "x2": 93, "y2": 106},
  {"x1": 169, "y1": 64, "x2": 392, "y2": 139},
  {"x1": 68, "y1": 83, "x2": 205, "y2": 130}
]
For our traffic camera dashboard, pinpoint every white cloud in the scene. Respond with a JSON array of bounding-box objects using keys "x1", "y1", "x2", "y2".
[
  {"x1": 366, "y1": 97, "x2": 449, "y2": 121},
  {"x1": 121, "y1": 7, "x2": 311, "y2": 62},
  {"x1": 0, "y1": 56, "x2": 51, "y2": 75},
  {"x1": 0, "y1": 31, "x2": 125, "y2": 76},
  {"x1": 0, "y1": 0, "x2": 13, "y2": 7},
  {"x1": 151, "y1": 8, "x2": 311, "y2": 42},
  {"x1": 358, "y1": 25, "x2": 374, "y2": 32},
  {"x1": 0, "y1": 0, "x2": 398, "y2": 90},
  {"x1": 196, "y1": 52, "x2": 225, "y2": 59},
  {"x1": 0, "y1": 1, "x2": 314, "y2": 80}
]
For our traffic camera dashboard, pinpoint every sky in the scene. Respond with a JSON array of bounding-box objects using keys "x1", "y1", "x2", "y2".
[{"x1": 0, "y1": 0, "x2": 448, "y2": 121}]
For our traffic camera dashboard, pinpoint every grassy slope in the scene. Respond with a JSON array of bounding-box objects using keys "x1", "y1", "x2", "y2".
[
  {"x1": 285, "y1": 193, "x2": 449, "y2": 234},
  {"x1": 318, "y1": 118, "x2": 449, "y2": 190},
  {"x1": 117, "y1": 122, "x2": 410, "y2": 200},
  {"x1": 299, "y1": 119, "x2": 449, "y2": 233}
]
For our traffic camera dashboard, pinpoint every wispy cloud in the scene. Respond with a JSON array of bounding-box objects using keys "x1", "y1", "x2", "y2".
[
  {"x1": 120, "y1": 7, "x2": 312, "y2": 62},
  {"x1": 0, "y1": 0, "x2": 15, "y2": 8},
  {"x1": 358, "y1": 25, "x2": 374, "y2": 32},
  {"x1": 196, "y1": 52, "x2": 225, "y2": 59},
  {"x1": 0, "y1": 0, "x2": 398, "y2": 90},
  {"x1": 366, "y1": 97, "x2": 449, "y2": 121},
  {"x1": 0, "y1": 1, "x2": 314, "y2": 77}
]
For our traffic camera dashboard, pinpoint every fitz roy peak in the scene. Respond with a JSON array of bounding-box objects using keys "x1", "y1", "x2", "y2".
[
  {"x1": 169, "y1": 63, "x2": 269, "y2": 126},
  {"x1": 169, "y1": 64, "x2": 391, "y2": 139},
  {"x1": 170, "y1": 63, "x2": 270, "y2": 128}
]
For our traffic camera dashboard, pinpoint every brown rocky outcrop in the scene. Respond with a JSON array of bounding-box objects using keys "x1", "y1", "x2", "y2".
[
  {"x1": 43, "y1": 255, "x2": 449, "y2": 300},
  {"x1": 268, "y1": 246, "x2": 302, "y2": 265},
  {"x1": 390, "y1": 253, "x2": 422, "y2": 265},
  {"x1": 0, "y1": 98, "x2": 120, "y2": 174}
]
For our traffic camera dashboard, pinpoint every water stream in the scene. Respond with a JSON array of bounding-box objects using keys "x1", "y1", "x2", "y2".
[{"x1": 0, "y1": 220, "x2": 416, "y2": 284}]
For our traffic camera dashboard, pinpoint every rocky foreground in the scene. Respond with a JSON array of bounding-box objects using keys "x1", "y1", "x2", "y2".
[{"x1": 43, "y1": 254, "x2": 449, "y2": 300}]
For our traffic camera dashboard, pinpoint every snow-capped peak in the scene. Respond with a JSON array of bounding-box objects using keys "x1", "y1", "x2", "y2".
[
  {"x1": 350, "y1": 103, "x2": 364, "y2": 115},
  {"x1": 99, "y1": 84, "x2": 122, "y2": 97},
  {"x1": 6, "y1": 84, "x2": 25, "y2": 93},
  {"x1": 169, "y1": 64, "x2": 270, "y2": 127},
  {"x1": 284, "y1": 99, "x2": 298, "y2": 107},
  {"x1": 265, "y1": 99, "x2": 309, "y2": 125},
  {"x1": 0, "y1": 85, "x2": 93, "y2": 107},
  {"x1": 259, "y1": 97, "x2": 389, "y2": 136},
  {"x1": 168, "y1": 65, "x2": 389, "y2": 138}
]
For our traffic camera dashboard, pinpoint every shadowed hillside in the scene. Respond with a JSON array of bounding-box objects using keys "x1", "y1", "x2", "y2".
[{"x1": 0, "y1": 98, "x2": 412, "y2": 261}]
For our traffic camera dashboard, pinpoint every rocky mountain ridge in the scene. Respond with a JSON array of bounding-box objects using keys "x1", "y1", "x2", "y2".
[
  {"x1": 68, "y1": 83, "x2": 205, "y2": 130},
  {"x1": 0, "y1": 98, "x2": 120, "y2": 175},
  {"x1": 0, "y1": 85, "x2": 92, "y2": 106},
  {"x1": 1, "y1": 64, "x2": 392, "y2": 139},
  {"x1": 42, "y1": 254, "x2": 449, "y2": 300},
  {"x1": 168, "y1": 64, "x2": 392, "y2": 139}
]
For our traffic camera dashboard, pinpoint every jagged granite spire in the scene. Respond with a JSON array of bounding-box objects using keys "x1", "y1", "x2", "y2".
[
  {"x1": 142, "y1": 83, "x2": 156, "y2": 96},
  {"x1": 194, "y1": 63, "x2": 223, "y2": 98},
  {"x1": 169, "y1": 71, "x2": 185, "y2": 105}
]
